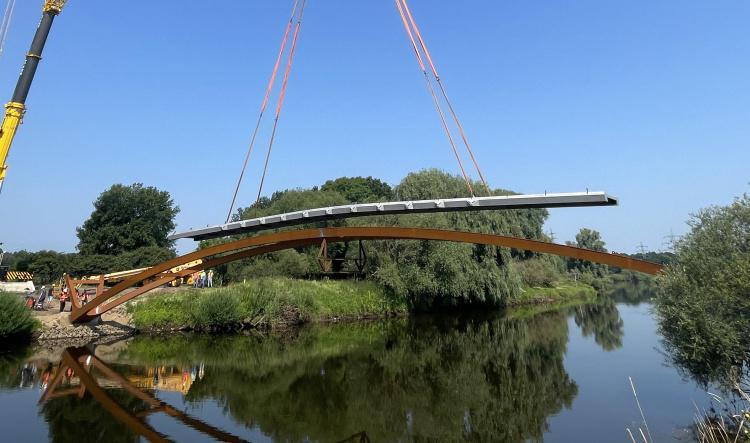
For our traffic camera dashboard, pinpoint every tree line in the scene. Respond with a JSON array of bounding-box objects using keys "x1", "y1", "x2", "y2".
[
  {"x1": 4, "y1": 183, "x2": 177, "y2": 284},
  {"x1": 6, "y1": 169, "x2": 660, "y2": 311}
]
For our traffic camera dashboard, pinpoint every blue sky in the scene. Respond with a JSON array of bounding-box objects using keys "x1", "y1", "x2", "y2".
[{"x1": 0, "y1": 0, "x2": 747, "y2": 255}]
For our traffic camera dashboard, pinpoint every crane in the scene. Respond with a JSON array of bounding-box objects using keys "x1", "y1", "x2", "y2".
[{"x1": 0, "y1": 0, "x2": 67, "y2": 192}]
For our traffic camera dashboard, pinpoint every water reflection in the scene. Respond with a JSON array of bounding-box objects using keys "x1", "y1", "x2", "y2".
[
  {"x1": 570, "y1": 297, "x2": 624, "y2": 351},
  {"x1": 121, "y1": 311, "x2": 583, "y2": 441},
  {"x1": 0, "y1": 299, "x2": 629, "y2": 442},
  {"x1": 38, "y1": 347, "x2": 247, "y2": 442}
]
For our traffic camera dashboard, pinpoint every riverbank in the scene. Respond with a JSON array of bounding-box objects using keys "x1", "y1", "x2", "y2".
[
  {"x1": 127, "y1": 277, "x2": 598, "y2": 333},
  {"x1": 17, "y1": 277, "x2": 599, "y2": 343},
  {"x1": 128, "y1": 277, "x2": 408, "y2": 332}
]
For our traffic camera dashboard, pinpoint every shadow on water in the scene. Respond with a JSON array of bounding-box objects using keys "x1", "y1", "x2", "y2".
[{"x1": 0, "y1": 299, "x2": 627, "y2": 442}]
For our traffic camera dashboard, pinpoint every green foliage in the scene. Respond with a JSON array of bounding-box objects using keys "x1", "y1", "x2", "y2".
[
  {"x1": 566, "y1": 227, "x2": 609, "y2": 278},
  {"x1": 368, "y1": 169, "x2": 547, "y2": 309},
  {"x1": 127, "y1": 295, "x2": 193, "y2": 330},
  {"x1": 129, "y1": 278, "x2": 407, "y2": 330},
  {"x1": 191, "y1": 292, "x2": 242, "y2": 328},
  {"x1": 0, "y1": 292, "x2": 38, "y2": 339},
  {"x1": 6, "y1": 246, "x2": 176, "y2": 284},
  {"x1": 77, "y1": 183, "x2": 179, "y2": 255},
  {"x1": 574, "y1": 228, "x2": 607, "y2": 252},
  {"x1": 629, "y1": 251, "x2": 675, "y2": 266},
  {"x1": 320, "y1": 176, "x2": 393, "y2": 202},
  {"x1": 571, "y1": 297, "x2": 624, "y2": 351},
  {"x1": 655, "y1": 193, "x2": 750, "y2": 386},
  {"x1": 515, "y1": 256, "x2": 564, "y2": 287},
  {"x1": 41, "y1": 388, "x2": 149, "y2": 443},
  {"x1": 239, "y1": 188, "x2": 348, "y2": 220},
  {"x1": 123, "y1": 310, "x2": 578, "y2": 442},
  {"x1": 225, "y1": 169, "x2": 549, "y2": 311}
]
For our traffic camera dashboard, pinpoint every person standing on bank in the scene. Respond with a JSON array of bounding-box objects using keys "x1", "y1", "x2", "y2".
[
  {"x1": 59, "y1": 287, "x2": 68, "y2": 312},
  {"x1": 207, "y1": 270, "x2": 214, "y2": 288}
]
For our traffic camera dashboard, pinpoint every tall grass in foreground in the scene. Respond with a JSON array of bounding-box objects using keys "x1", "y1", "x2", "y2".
[
  {"x1": 626, "y1": 376, "x2": 750, "y2": 443},
  {"x1": 693, "y1": 378, "x2": 750, "y2": 443},
  {"x1": 0, "y1": 292, "x2": 38, "y2": 340},
  {"x1": 127, "y1": 277, "x2": 407, "y2": 331}
]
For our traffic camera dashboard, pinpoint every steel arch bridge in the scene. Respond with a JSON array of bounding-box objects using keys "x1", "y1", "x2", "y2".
[{"x1": 67, "y1": 226, "x2": 662, "y2": 324}]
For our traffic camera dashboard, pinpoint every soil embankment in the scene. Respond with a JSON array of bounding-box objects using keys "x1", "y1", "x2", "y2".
[{"x1": 33, "y1": 300, "x2": 135, "y2": 342}]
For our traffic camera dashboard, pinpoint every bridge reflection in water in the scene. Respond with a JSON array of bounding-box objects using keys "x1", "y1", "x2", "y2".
[
  {"x1": 25, "y1": 300, "x2": 629, "y2": 441},
  {"x1": 38, "y1": 347, "x2": 248, "y2": 443}
]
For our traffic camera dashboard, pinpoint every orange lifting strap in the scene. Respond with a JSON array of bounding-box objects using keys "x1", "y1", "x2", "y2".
[
  {"x1": 226, "y1": 0, "x2": 301, "y2": 223},
  {"x1": 396, "y1": 0, "x2": 491, "y2": 196},
  {"x1": 255, "y1": 0, "x2": 307, "y2": 204}
]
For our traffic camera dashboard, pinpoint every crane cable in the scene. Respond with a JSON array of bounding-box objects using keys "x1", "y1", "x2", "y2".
[
  {"x1": 395, "y1": 0, "x2": 474, "y2": 196},
  {"x1": 398, "y1": 0, "x2": 491, "y2": 196},
  {"x1": 0, "y1": 0, "x2": 16, "y2": 57},
  {"x1": 255, "y1": 0, "x2": 307, "y2": 204},
  {"x1": 225, "y1": 0, "x2": 300, "y2": 223}
]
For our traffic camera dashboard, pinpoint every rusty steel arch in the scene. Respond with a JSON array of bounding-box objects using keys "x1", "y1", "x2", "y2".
[{"x1": 69, "y1": 226, "x2": 663, "y2": 323}]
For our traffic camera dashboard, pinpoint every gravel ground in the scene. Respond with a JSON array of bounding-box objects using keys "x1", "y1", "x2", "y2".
[{"x1": 33, "y1": 301, "x2": 135, "y2": 342}]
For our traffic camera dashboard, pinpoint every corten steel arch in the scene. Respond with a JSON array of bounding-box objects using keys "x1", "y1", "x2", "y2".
[{"x1": 69, "y1": 227, "x2": 663, "y2": 323}]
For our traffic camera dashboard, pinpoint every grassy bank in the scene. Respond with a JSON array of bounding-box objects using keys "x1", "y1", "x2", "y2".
[
  {"x1": 0, "y1": 292, "x2": 39, "y2": 341},
  {"x1": 511, "y1": 281, "x2": 598, "y2": 306},
  {"x1": 127, "y1": 277, "x2": 408, "y2": 331},
  {"x1": 128, "y1": 277, "x2": 599, "y2": 332}
]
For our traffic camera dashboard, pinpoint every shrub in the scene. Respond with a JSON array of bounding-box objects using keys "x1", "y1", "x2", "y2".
[
  {"x1": 191, "y1": 292, "x2": 241, "y2": 329},
  {"x1": 515, "y1": 257, "x2": 562, "y2": 287},
  {"x1": 655, "y1": 193, "x2": 750, "y2": 386},
  {"x1": 0, "y1": 292, "x2": 38, "y2": 339},
  {"x1": 128, "y1": 295, "x2": 192, "y2": 330}
]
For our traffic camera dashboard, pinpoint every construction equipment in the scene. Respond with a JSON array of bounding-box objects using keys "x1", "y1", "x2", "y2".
[{"x1": 0, "y1": 0, "x2": 67, "y2": 192}]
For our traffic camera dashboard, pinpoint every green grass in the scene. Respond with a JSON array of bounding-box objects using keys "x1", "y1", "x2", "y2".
[
  {"x1": 128, "y1": 277, "x2": 597, "y2": 332},
  {"x1": 511, "y1": 281, "x2": 597, "y2": 306},
  {"x1": 0, "y1": 292, "x2": 39, "y2": 340},
  {"x1": 128, "y1": 277, "x2": 408, "y2": 331}
]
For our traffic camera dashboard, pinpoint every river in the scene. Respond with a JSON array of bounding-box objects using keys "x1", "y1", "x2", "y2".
[{"x1": 0, "y1": 296, "x2": 713, "y2": 442}]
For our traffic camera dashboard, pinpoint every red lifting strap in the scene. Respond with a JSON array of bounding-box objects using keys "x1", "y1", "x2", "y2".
[
  {"x1": 399, "y1": 0, "x2": 491, "y2": 196},
  {"x1": 256, "y1": 0, "x2": 307, "y2": 204},
  {"x1": 226, "y1": 0, "x2": 300, "y2": 223}
]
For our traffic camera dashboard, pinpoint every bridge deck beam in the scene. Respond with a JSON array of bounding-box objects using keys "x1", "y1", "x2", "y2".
[{"x1": 169, "y1": 191, "x2": 617, "y2": 241}]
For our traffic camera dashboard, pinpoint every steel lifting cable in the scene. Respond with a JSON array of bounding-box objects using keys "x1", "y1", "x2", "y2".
[
  {"x1": 255, "y1": 0, "x2": 307, "y2": 204},
  {"x1": 395, "y1": 0, "x2": 474, "y2": 196},
  {"x1": 399, "y1": 0, "x2": 491, "y2": 196},
  {"x1": 225, "y1": 0, "x2": 301, "y2": 223},
  {"x1": 0, "y1": 0, "x2": 16, "y2": 57}
]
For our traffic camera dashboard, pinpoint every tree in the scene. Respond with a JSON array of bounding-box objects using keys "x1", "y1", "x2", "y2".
[
  {"x1": 567, "y1": 228, "x2": 608, "y2": 278},
  {"x1": 77, "y1": 184, "x2": 179, "y2": 256},
  {"x1": 655, "y1": 193, "x2": 750, "y2": 386},
  {"x1": 574, "y1": 228, "x2": 607, "y2": 252},
  {"x1": 320, "y1": 176, "x2": 392, "y2": 203},
  {"x1": 369, "y1": 169, "x2": 548, "y2": 309}
]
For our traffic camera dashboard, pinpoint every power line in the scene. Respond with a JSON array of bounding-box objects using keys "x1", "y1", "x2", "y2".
[{"x1": 663, "y1": 229, "x2": 679, "y2": 252}]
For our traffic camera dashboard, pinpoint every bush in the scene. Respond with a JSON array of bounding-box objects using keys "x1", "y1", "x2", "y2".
[
  {"x1": 191, "y1": 293, "x2": 241, "y2": 328},
  {"x1": 0, "y1": 292, "x2": 38, "y2": 339},
  {"x1": 655, "y1": 193, "x2": 750, "y2": 386},
  {"x1": 128, "y1": 295, "x2": 192, "y2": 330},
  {"x1": 129, "y1": 277, "x2": 408, "y2": 331},
  {"x1": 515, "y1": 257, "x2": 562, "y2": 287}
]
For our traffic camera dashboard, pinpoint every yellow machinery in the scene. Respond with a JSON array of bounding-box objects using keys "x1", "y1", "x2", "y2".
[{"x1": 0, "y1": 0, "x2": 66, "y2": 191}]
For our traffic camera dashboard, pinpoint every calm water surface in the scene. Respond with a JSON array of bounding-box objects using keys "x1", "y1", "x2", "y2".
[{"x1": 0, "y1": 298, "x2": 711, "y2": 442}]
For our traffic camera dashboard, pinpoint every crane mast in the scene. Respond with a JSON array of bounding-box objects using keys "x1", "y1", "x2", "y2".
[{"x1": 0, "y1": 0, "x2": 66, "y2": 192}]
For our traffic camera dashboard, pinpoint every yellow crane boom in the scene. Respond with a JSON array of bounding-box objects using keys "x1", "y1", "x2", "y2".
[{"x1": 0, "y1": 0, "x2": 66, "y2": 192}]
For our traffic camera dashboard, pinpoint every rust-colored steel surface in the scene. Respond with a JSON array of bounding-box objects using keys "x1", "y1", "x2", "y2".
[{"x1": 69, "y1": 227, "x2": 663, "y2": 323}]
